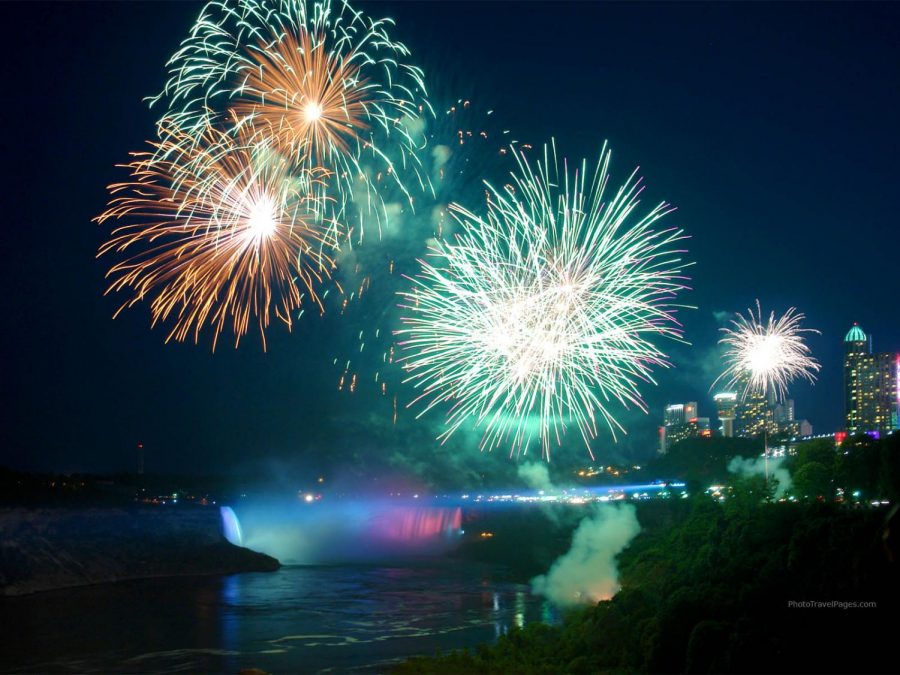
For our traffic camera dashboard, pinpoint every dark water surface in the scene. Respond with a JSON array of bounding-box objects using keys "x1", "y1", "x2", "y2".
[{"x1": 0, "y1": 561, "x2": 555, "y2": 673}]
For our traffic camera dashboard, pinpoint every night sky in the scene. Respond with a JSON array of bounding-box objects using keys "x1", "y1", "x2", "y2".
[{"x1": 2, "y1": 1, "x2": 898, "y2": 480}]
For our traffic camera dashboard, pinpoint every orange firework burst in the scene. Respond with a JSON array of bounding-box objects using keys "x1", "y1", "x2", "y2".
[
  {"x1": 232, "y1": 30, "x2": 371, "y2": 162},
  {"x1": 150, "y1": 0, "x2": 432, "y2": 238},
  {"x1": 95, "y1": 123, "x2": 340, "y2": 350}
]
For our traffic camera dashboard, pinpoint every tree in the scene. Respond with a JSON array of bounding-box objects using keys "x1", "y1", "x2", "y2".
[
  {"x1": 647, "y1": 436, "x2": 760, "y2": 486},
  {"x1": 685, "y1": 620, "x2": 731, "y2": 673},
  {"x1": 795, "y1": 438, "x2": 837, "y2": 472},
  {"x1": 792, "y1": 461, "x2": 831, "y2": 499},
  {"x1": 877, "y1": 434, "x2": 900, "y2": 500},
  {"x1": 835, "y1": 434, "x2": 881, "y2": 498}
]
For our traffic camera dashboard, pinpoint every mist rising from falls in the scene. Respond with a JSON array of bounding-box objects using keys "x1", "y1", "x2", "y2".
[{"x1": 223, "y1": 499, "x2": 463, "y2": 564}]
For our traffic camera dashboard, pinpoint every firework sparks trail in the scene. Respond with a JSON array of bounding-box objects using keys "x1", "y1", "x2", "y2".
[
  {"x1": 148, "y1": 0, "x2": 433, "y2": 236},
  {"x1": 329, "y1": 98, "x2": 512, "y2": 399},
  {"x1": 397, "y1": 142, "x2": 691, "y2": 459},
  {"x1": 95, "y1": 122, "x2": 339, "y2": 350},
  {"x1": 712, "y1": 301, "x2": 820, "y2": 402}
]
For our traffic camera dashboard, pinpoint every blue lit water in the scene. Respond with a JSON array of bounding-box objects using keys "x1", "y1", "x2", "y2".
[{"x1": 0, "y1": 562, "x2": 556, "y2": 673}]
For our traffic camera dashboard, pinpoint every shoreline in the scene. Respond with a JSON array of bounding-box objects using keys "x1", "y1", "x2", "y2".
[{"x1": 0, "y1": 506, "x2": 280, "y2": 597}]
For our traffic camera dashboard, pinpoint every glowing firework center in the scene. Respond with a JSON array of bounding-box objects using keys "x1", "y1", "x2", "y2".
[
  {"x1": 480, "y1": 264, "x2": 591, "y2": 385},
  {"x1": 746, "y1": 334, "x2": 784, "y2": 379},
  {"x1": 246, "y1": 194, "x2": 277, "y2": 241},
  {"x1": 303, "y1": 101, "x2": 324, "y2": 124}
]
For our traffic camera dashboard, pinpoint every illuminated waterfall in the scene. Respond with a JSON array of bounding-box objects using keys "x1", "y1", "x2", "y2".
[
  {"x1": 369, "y1": 506, "x2": 463, "y2": 542},
  {"x1": 220, "y1": 506, "x2": 243, "y2": 546}
]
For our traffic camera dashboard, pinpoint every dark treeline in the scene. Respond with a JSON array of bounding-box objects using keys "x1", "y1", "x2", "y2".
[
  {"x1": 0, "y1": 466, "x2": 238, "y2": 507},
  {"x1": 784, "y1": 433, "x2": 900, "y2": 501},
  {"x1": 641, "y1": 432, "x2": 900, "y2": 502},
  {"x1": 398, "y1": 434, "x2": 900, "y2": 674}
]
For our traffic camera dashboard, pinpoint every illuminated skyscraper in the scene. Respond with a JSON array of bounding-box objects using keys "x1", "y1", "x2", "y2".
[
  {"x1": 843, "y1": 324, "x2": 899, "y2": 435},
  {"x1": 730, "y1": 370, "x2": 776, "y2": 439},
  {"x1": 659, "y1": 401, "x2": 703, "y2": 453},
  {"x1": 774, "y1": 399, "x2": 795, "y2": 425},
  {"x1": 713, "y1": 392, "x2": 737, "y2": 437},
  {"x1": 735, "y1": 391, "x2": 776, "y2": 438},
  {"x1": 664, "y1": 402, "x2": 697, "y2": 426},
  {"x1": 771, "y1": 398, "x2": 812, "y2": 437}
]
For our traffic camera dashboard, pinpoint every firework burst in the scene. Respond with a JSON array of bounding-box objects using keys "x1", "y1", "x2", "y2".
[
  {"x1": 150, "y1": 0, "x2": 432, "y2": 233},
  {"x1": 95, "y1": 123, "x2": 339, "y2": 350},
  {"x1": 397, "y1": 143, "x2": 691, "y2": 459},
  {"x1": 231, "y1": 29, "x2": 371, "y2": 161},
  {"x1": 713, "y1": 301, "x2": 820, "y2": 401}
]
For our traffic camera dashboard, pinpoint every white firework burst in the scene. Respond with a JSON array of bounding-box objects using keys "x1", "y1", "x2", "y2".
[
  {"x1": 713, "y1": 301, "x2": 820, "y2": 402},
  {"x1": 397, "y1": 142, "x2": 691, "y2": 459}
]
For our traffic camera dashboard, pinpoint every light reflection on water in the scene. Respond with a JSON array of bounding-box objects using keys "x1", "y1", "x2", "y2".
[{"x1": 0, "y1": 561, "x2": 556, "y2": 674}]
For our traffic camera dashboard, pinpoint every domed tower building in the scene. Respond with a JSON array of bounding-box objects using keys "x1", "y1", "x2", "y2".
[{"x1": 843, "y1": 324, "x2": 899, "y2": 436}]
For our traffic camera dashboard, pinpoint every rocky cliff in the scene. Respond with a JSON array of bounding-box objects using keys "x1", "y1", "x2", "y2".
[{"x1": 0, "y1": 507, "x2": 279, "y2": 596}]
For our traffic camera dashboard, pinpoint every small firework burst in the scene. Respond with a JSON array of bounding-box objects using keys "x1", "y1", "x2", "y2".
[{"x1": 713, "y1": 301, "x2": 820, "y2": 401}]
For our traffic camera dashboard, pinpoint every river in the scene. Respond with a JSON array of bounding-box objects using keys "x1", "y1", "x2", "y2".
[{"x1": 0, "y1": 561, "x2": 556, "y2": 673}]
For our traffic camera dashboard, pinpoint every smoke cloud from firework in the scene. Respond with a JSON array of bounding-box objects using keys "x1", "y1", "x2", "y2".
[
  {"x1": 728, "y1": 455, "x2": 792, "y2": 498},
  {"x1": 326, "y1": 99, "x2": 523, "y2": 411},
  {"x1": 517, "y1": 462, "x2": 554, "y2": 493},
  {"x1": 518, "y1": 460, "x2": 640, "y2": 606},
  {"x1": 532, "y1": 503, "x2": 641, "y2": 607}
]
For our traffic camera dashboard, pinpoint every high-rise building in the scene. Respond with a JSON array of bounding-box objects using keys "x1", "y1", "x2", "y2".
[
  {"x1": 774, "y1": 399, "x2": 795, "y2": 425},
  {"x1": 735, "y1": 390, "x2": 776, "y2": 438},
  {"x1": 843, "y1": 324, "x2": 899, "y2": 435},
  {"x1": 778, "y1": 419, "x2": 813, "y2": 437},
  {"x1": 713, "y1": 392, "x2": 737, "y2": 437},
  {"x1": 664, "y1": 402, "x2": 697, "y2": 426},
  {"x1": 729, "y1": 369, "x2": 780, "y2": 439},
  {"x1": 690, "y1": 417, "x2": 712, "y2": 437},
  {"x1": 772, "y1": 398, "x2": 812, "y2": 437},
  {"x1": 659, "y1": 401, "x2": 704, "y2": 453}
]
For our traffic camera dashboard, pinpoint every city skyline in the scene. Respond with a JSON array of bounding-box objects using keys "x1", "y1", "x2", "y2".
[{"x1": 663, "y1": 321, "x2": 898, "y2": 446}]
